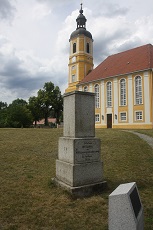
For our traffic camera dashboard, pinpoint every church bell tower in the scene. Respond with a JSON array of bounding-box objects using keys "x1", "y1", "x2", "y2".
[{"x1": 65, "y1": 4, "x2": 94, "y2": 93}]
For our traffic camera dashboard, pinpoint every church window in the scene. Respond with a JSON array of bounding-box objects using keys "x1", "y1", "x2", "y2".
[
  {"x1": 95, "y1": 84, "x2": 100, "y2": 108},
  {"x1": 84, "y1": 86, "x2": 88, "y2": 92},
  {"x1": 107, "y1": 82, "x2": 112, "y2": 107},
  {"x1": 120, "y1": 79, "x2": 126, "y2": 106},
  {"x1": 135, "y1": 111, "x2": 143, "y2": 121},
  {"x1": 95, "y1": 114, "x2": 100, "y2": 122},
  {"x1": 73, "y1": 43, "x2": 76, "y2": 53},
  {"x1": 72, "y1": 74, "x2": 76, "y2": 82},
  {"x1": 135, "y1": 76, "x2": 142, "y2": 105},
  {"x1": 86, "y1": 43, "x2": 90, "y2": 53},
  {"x1": 120, "y1": 112, "x2": 127, "y2": 121}
]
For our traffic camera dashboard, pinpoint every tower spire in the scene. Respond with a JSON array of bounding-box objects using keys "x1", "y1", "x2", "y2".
[
  {"x1": 66, "y1": 3, "x2": 94, "y2": 93},
  {"x1": 76, "y1": 2, "x2": 86, "y2": 29}
]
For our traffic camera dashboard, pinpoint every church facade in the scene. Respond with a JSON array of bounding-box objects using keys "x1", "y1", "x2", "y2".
[{"x1": 66, "y1": 5, "x2": 153, "y2": 129}]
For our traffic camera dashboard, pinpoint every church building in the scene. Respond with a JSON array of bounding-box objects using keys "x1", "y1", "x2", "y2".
[{"x1": 66, "y1": 4, "x2": 153, "y2": 129}]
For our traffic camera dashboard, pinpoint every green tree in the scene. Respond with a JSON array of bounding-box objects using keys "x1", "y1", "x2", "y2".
[
  {"x1": 51, "y1": 86, "x2": 63, "y2": 124},
  {"x1": 7, "y1": 99, "x2": 33, "y2": 128},
  {"x1": 11, "y1": 98, "x2": 27, "y2": 106},
  {"x1": 0, "y1": 101, "x2": 8, "y2": 127},
  {"x1": 37, "y1": 82, "x2": 63, "y2": 126},
  {"x1": 0, "y1": 101, "x2": 8, "y2": 110},
  {"x1": 28, "y1": 96, "x2": 42, "y2": 126}
]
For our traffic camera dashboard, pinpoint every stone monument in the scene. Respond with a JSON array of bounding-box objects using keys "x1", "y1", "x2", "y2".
[
  {"x1": 54, "y1": 91, "x2": 106, "y2": 197},
  {"x1": 109, "y1": 182, "x2": 144, "y2": 230}
]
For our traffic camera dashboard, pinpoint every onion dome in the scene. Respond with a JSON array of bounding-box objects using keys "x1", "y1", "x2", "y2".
[{"x1": 70, "y1": 3, "x2": 92, "y2": 40}]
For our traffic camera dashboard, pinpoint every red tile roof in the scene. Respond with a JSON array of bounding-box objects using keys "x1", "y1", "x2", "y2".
[
  {"x1": 80, "y1": 44, "x2": 153, "y2": 84},
  {"x1": 33, "y1": 118, "x2": 56, "y2": 125}
]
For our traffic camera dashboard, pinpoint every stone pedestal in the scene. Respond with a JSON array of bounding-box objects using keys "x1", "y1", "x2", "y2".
[
  {"x1": 54, "y1": 91, "x2": 106, "y2": 197},
  {"x1": 109, "y1": 182, "x2": 144, "y2": 230}
]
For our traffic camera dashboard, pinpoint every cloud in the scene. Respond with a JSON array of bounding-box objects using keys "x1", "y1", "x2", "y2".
[
  {"x1": 32, "y1": 3, "x2": 52, "y2": 20},
  {"x1": 104, "y1": 3, "x2": 128, "y2": 18},
  {"x1": 134, "y1": 15, "x2": 153, "y2": 43},
  {"x1": 35, "y1": 0, "x2": 76, "y2": 8},
  {"x1": 56, "y1": 6, "x2": 132, "y2": 65},
  {"x1": 0, "y1": 36, "x2": 67, "y2": 103},
  {"x1": 81, "y1": 4, "x2": 153, "y2": 65},
  {"x1": 86, "y1": 1, "x2": 129, "y2": 18},
  {"x1": 56, "y1": 9, "x2": 78, "y2": 54},
  {"x1": 0, "y1": 0, "x2": 16, "y2": 21}
]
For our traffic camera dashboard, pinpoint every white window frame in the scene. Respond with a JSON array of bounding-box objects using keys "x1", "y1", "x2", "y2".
[
  {"x1": 95, "y1": 84, "x2": 100, "y2": 108},
  {"x1": 84, "y1": 86, "x2": 88, "y2": 92},
  {"x1": 95, "y1": 114, "x2": 100, "y2": 122},
  {"x1": 120, "y1": 79, "x2": 126, "y2": 106},
  {"x1": 120, "y1": 112, "x2": 127, "y2": 122},
  {"x1": 135, "y1": 76, "x2": 142, "y2": 105},
  {"x1": 72, "y1": 74, "x2": 76, "y2": 83},
  {"x1": 135, "y1": 111, "x2": 143, "y2": 121},
  {"x1": 72, "y1": 65, "x2": 76, "y2": 70},
  {"x1": 107, "y1": 81, "x2": 112, "y2": 107}
]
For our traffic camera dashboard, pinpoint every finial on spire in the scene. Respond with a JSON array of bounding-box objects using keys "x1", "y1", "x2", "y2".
[{"x1": 80, "y1": 2, "x2": 83, "y2": 14}]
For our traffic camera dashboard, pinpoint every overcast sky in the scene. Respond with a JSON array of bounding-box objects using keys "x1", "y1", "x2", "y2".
[{"x1": 0, "y1": 0, "x2": 153, "y2": 104}]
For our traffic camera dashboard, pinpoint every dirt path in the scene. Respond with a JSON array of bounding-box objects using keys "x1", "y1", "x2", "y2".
[{"x1": 124, "y1": 131, "x2": 153, "y2": 149}]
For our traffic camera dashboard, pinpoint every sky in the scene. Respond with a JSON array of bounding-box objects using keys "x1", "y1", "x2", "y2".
[{"x1": 0, "y1": 0, "x2": 153, "y2": 104}]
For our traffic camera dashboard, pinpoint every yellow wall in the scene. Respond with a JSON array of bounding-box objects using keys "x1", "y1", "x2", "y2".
[
  {"x1": 79, "y1": 37, "x2": 84, "y2": 51},
  {"x1": 67, "y1": 28, "x2": 152, "y2": 129},
  {"x1": 66, "y1": 34, "x2": 93, "y2": 93},
  {"x1": 79, "y1": 70, "x2": 153, "y2": 129}
]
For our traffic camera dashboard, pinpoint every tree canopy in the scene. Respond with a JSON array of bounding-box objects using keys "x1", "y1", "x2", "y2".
[
  {"x1": 0, "y1": 82, "x2": 63, "y2": 128},
  {"x1": 37, "y1": 82, "x2": 63, "y2": 125},
  {"x1": 6, "y1": 99, "x2": 33, "y2": 128},
  {"x1": 28, "y1": 96, "x2": 42, "y2": 126}
]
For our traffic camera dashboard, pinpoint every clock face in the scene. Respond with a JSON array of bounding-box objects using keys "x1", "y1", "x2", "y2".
[{"x1": 72, "y1": 56, "x2": 76, "y2": 63}]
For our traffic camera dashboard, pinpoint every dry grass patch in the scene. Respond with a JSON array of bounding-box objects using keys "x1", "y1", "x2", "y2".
[{"x1": 0, "y1": 128, "x2": 153, "y2": 229}]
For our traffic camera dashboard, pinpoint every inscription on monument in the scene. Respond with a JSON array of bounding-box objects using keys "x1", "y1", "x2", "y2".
[
  {"x1": 130, "y1": 187, "x2": 142, "y2": 218},
  {"x1": 75, "y1": 139, "x2": 100, "y2": 163}
]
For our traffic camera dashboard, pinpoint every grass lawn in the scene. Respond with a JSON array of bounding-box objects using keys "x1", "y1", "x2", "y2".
[{"x1": 0, "y1": 128, "x2": 153, "y2": 230}]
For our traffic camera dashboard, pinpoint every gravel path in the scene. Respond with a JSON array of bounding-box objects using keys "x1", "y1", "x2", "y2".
[{"x1": 124, "y1": 131, "x2": 153, "y2": 149}]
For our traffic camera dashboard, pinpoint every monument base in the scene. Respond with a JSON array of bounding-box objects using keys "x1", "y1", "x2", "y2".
[{"x1": 52, "y1": 178, "x2": 107, "y2": 198}]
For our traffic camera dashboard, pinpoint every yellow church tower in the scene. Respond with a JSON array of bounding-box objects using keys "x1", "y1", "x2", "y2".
[{"x1": 65, "y1": 4, "x2": 94, "y2": 93}]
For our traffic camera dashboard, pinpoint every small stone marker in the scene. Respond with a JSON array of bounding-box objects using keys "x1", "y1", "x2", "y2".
[
  {"x1": 54, "y1": 91, "x2": 106, "y2": 197},
  {"x1": 109, "y1": 182, "x2": 144, "y2": 230}
]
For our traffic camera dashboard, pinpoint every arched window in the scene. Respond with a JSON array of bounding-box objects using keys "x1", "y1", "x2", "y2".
[
  {"x1": 107, "y1": 82, "x2": 112, "y2": 107},
  {"x1": 95, "y1": 84, "x2": 100, "y2": 108},
  {"x1": 72, "y1": 74, "x2": 76, "y2": 83},
  {"x1": 73, "y1": 43, "x2": 76, "y2": 53},
  {"x1": 84, "y1": 86, "x2": 88, "y2": 92},
  {"x1": 86, "y1": 43, "x2": 90, "y2": 53},
  {"x1": 135, "y1": 76, "x2": 142, "y2": 104},
  {"x1": 120, "y1": 79, "x2": 126, "y2": 106}
]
